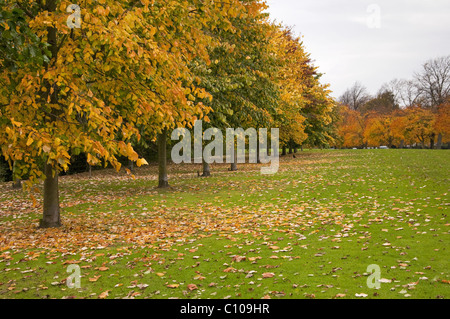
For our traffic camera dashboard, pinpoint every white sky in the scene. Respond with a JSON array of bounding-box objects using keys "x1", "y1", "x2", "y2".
[{"x1": 265, "y1": 0, "x2": 450, "y2": 98}]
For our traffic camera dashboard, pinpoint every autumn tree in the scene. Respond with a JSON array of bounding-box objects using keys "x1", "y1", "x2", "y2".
[
  {"x1": 403, "y1": 107, "x2": 436, "y2": 148},
  {"x1": 434, "y1": 101, "x2": 450, "y2": 148},
  {"x1": 364, "y1": 113, "x2": 403, "y2": 148},
  {"x1": 0, "y1": 0, "x2": 216, "y2": 226},
  {"x1": 336, "y1": 104, "x2": 365, "y2": 148},
  {"x1": 414, "y1": 55, "x2": 450, "y2": 148},
  {"x1": 269, "y1": 26, "x2": 307, "y2": 155},
  {"x1": 192, "y1": 0, "x2": 279, "y2": 174}
]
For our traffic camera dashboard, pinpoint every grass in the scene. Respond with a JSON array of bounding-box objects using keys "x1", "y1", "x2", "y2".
[{"x1": 0, "y1": 149, "x2": 448, "y2": 299}]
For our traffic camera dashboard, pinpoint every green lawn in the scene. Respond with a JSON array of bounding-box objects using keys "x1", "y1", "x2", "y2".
[{"x1": 0, "y1": 149, "x2": 448, "y2": 299}]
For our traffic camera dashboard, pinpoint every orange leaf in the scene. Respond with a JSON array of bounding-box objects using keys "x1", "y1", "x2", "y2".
[
  {"x1": 99, "y1": 290, "x2": 110, "y2": 299},
  {"x1": 187, "y1": 284, "x2": 198, "y2": 291},
  {"x1": 89, "y1": 275, "x2": 102, "y2": 282},
  {"x1": 167, "y1": 284, "x2": 179, "y2": 289}
]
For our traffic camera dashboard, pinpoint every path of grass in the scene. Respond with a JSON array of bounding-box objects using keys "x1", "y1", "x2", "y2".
[{"x1": 0, "y1": 149, "x2": 448, "y2": 299}]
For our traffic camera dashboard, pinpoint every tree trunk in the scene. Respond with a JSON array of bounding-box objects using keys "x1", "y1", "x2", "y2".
[
  {"x1": 430, "y1": 133, "x2": 435, "y2": 149},
  {"x1": 282, "y1": 146, "x2": 287, "y2": 156},
  {"x1": 301, "y1": 145, "x2": 304, "y2": 152},
  {"x1": 436, "y1": 133, "x2": 443, "y2": 149},
  {"x1": 158, "y1": 129, "x2": 169, "y2": 188},
  {"x1": 256, "y1": 139, "x2": 261, "y2": 164},
  {"x1": 12, "y1": 179, "x2": 22, "y2": 190},
  {"x1": 39, "y1": 2, "x2": 61, "y2": 228},
  {"x1": 11, "y1": 161, "x2": 22, "y2": 190},
  {"x1": 129, "y1": 159, "x2": 134, "y2": 173},
  {"x1": 202, "y1": 160, "x2": 211, "y2": 177},
  {"x1": 399, "y1": 140, "x2": 404, "y2": 149},
  {"x1": 229, "y1": 143, "x2": 238, "y2": 171},
  {"x1": 288, "y1": 143, "x2": 293, "y2": 154},
  {"x1": 294, "y1": 146, "x2": 297, "y2": 154},
  {"x1": 40, "y1": 163, "x2": 61, "y2": 228}
]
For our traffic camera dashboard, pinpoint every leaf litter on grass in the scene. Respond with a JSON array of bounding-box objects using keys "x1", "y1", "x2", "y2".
[{"x1": 0, "y1": 150, "x2": 448, "y2": 299}]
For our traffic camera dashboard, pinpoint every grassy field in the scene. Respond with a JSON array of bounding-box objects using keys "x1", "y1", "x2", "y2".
[{"x1": 0, "y1": 149, "x2": 448, "y2": 299}]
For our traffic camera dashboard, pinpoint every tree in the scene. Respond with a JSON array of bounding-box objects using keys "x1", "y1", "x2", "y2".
[
  {"x1": 414, "y1": 55, "x2": 450, "y2": 148},
  {"x1": 361, "y1": 90, "x2": 399, "y2": 115},
  {"x1": 415, "y1": 55, "x2": 450, "y2": 108},
  {"x1": 270, "y1": 26, "x2": 308, "y2": 153},
  {"x1": 403, "y1": 107, "x2": 436, "y2": 148},
  {"x1": 434, "y1": 101, "x2": 450, "y2": 148},
  {"x1": 336, "y1": 104, "x2": 365, "y2": 148},
  {"x1": 192, "y1": 0, "x2": 279, "y2": 173},
  {"x1": 364, "y1": 113, "x2": 403, "y2": 148},
  {"x1": 339, "y1": 82, "x2": 371, "y2": 111},
  {"x1": 0, "y1": 0, "x2": 215, "y2": 226}
]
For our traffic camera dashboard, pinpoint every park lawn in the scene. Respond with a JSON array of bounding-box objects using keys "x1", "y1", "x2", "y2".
[{"x1": 0, "y1": 149, "x2": 448, "y2": 299}]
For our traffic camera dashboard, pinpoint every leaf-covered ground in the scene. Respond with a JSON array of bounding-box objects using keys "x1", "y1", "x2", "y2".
[{"x1": 0, "y1": 149, "x2": 448, "y2": 299}]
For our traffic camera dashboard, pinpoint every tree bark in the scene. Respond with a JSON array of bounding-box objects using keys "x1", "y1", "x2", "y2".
[
  {"x1": 282, "y1": 146, "x2": 287, "y2": 156},
  {"x1": 11, "y1": 161, "x2": 22, "y2": 190},
  {"x1": 40, "y1": 163, "x2": 61, "y2": 228},
  {"x1": 158, "y1": 129, "x2": 169, "y2": 188},
  {"x1": 129, "y1": 159, "x2": 134, "y2": 173},
  {"x1": 229, "y1": 142, "x2": 238, "y2": 171},
  {"x1": 39, "y1": 6, "x2": 62, "y2": 228},
  {"x1": 202, "y1": 160, "x2": 211, "y2": 177},
  {"x1": 430, "y1": 133, "x2": 435, "y2": 149},
  {"x1": 436, "y1": 133, "x2": 443, "y2": 149},
  {"x1": 256, "y1": 139, "x2": 261, "y2": 164},
  {"x1": 12, "y1": 179, "x2": 22, "y2": 190}
]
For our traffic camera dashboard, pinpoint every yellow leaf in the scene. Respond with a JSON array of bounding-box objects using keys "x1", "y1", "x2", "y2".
[
  {"x1": 26, "y1": 138, "x2": 34, "y2": 146},
  {"x1": 136, "y1": 158, "x2": 148, "y2": 167}
]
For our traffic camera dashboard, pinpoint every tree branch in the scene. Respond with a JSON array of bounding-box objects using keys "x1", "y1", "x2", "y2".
[{"x1": 16, "y1": 1, "x2": 35, "y2": 19}]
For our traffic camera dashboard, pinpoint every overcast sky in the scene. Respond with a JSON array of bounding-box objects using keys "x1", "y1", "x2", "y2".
[{"x1": 265, "y1": 0, "x2": 450, "y2": 98}]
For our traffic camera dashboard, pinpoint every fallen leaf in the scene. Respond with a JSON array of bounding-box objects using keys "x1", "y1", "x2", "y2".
[
  {"x1": 166, "y1": 284, "x2": 179, "y2": 289},
  {"x1": 232, "y1": 255, "x2": 246, "y2": 263},
  {"x1": 89, "y1": 275, "x2": 102, "y2": 282},
  {"x1": 223, "y1": 267, "x2": 237, "y2": 273},
  {"x1": 99, "y1": 290, "x2": 110, "y2": 299},
  {"x1": 187, "y1": 284, "x2": 198, "y2": 291}
]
